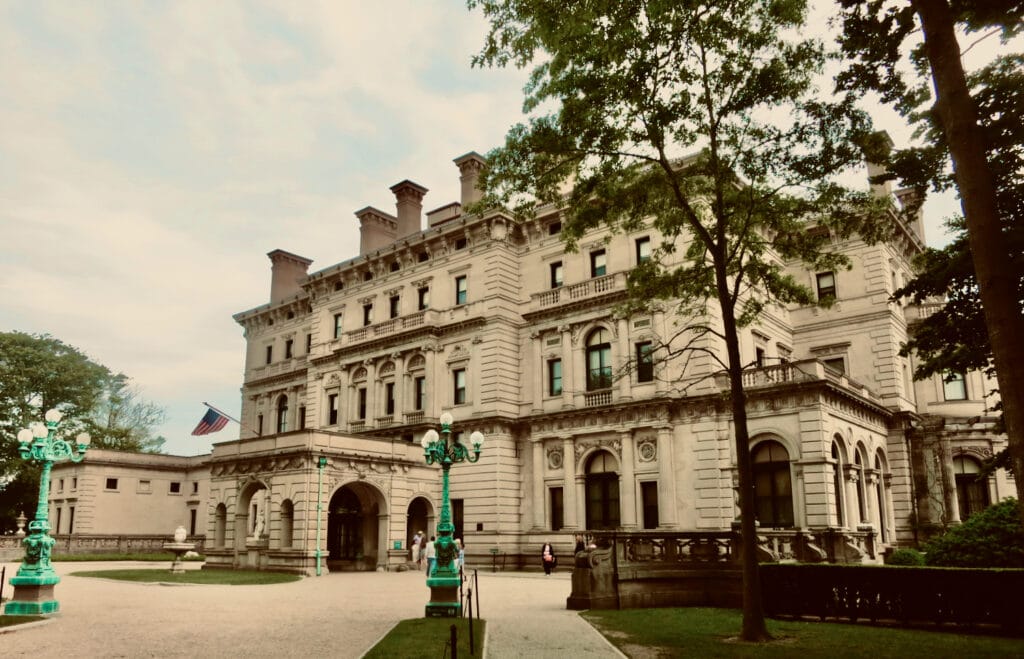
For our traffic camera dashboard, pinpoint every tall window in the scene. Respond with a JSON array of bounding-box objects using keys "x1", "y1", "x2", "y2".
[
  {"x1": 418, "y1": 286, "x2": 430, "y2": 310},
  {"x1": 854, "y1": 450, "x2": 867, "y2": 523},
  {"x1": 363, "y1": 304, "x2": 373, "y2": 326},
  {"x1": 69, "y1": 506, "x2": 76, "y2": 534},
  {"x1": 390, "y1": 295, "x2": 401, "y2": 319},
  {"x1": 635, "y1": 236, "x2": 651, "y2": 263},
  {"x1": 385, "y1": 382, "x2": 396, "y2": 415},
  {"x1": 357, "y1": 388, "x2": 367, "y2": 420},
  {"x1": 550, "y1": 261, "x2": 563, "y2": 288},
  {"x1": 585, "y1": 451, "x2": 620, "y2": 529},
  {"x1": 548, "y1": 359, "x2": 563, "y2": 396},
  {"x1": 641, "y1": 481, "x2": 659, "y2": 529},
  {"x1": 285, "y1": 339, "x2": 293, "y2": 359},
  {"x1": 636, "y1": 341, "x2": 653, "y2": 383},
  {"x1": 550, "y1": 487, "x2": 564, "y2": 531},
  {"x1": 328, "y1": 393, "x2": 339, "y2": 425},
  {"x1": 954, "y1": 456, "x2": 990, "y2": 520},
  {"x1": 280, "y1": 500, "x2": 294, "y2": 548},
  {"x1": 752, "y1": 440, "x2": 793, "y2": 527},
  {"x1": 755, "y1": 346, "x2": 766, "y2": 368},
  {"x1": 333, "y1": 313, "x2": 343, "y2": 339},
  {"x1": 816, "y1": 271, "x2": 836, "y2": 301},
  {"x1": 586, "y1": 328, "x2": 612, "y2": 391},
  {"x1": 943, "y1": 371, "x2": 967, "y2": 400},
  {"x1": 414, "y1": 376, "x2": 426, "y2": 411},
  {"x1": 257, "y1": 414, "x2": 264, "y2": 436},
  {"x1": 298, "y1": 406, "x2": 306, "y2": 430},
  {"x1": 590, "y1": 249, "x2": 607, "y2": 278},
  {"x1": 455, "y1": 276, "x2": 468, "y2": 305},
  {"x1": 276, "y1": 395, "x2": 288, "y2": 433},
  {"x1": 453, "y1": 369, "x2": 467, "y2": 405},
  {"x1": 306, "y1": 333, "x2": 312, "y2": 353},
  {"x1": 265, "y1": 345, "x2": 273, "y2": 364},
  {"x1": 831, "y1": 442, "x2": 845, "y2": 527}
]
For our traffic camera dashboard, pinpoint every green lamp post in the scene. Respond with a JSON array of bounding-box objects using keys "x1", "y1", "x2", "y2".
[
  {"x1": 5, "y1": 409, "x2": 90, "y2": 616},
  {"x1": 420, "y1": 412, "x2": 483, "y2": 617}
]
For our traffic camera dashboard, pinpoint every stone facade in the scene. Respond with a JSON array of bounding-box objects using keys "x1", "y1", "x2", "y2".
[{"x1": 45, "y1": 151, "x2": 1013, "y2": 573}]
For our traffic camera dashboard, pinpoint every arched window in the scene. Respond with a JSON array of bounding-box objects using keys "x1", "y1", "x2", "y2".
[
  {"x1": 831, "y1": 440, "x2": 845, "y2": 527},
  {"x1": 854, "y1": 448, "x2": 867, "y2": 523},
  {"x1": 276, "y1": 395, "x2": 289, "y2": 434},
  {"x1": 586, "y1": 328, "x2": 612, "y2": 391},
  {"x1": 214, "y1": 503, "x2": 227, "y2": 547},
  {"x1": 752, "y1": 440, "x2": 793, "y2": 527},
  {"x1": 280, "y1": 499, "x2": 294, "y2": 549},
  {"x1": 585, "y1": 451, "x2": 620, "y2": 529},
  {"x1": 953, "y1": 455, "x2": 990, "y2": 520},
  {"x1": 874, "y1": 452, "x2": 889, "y2": 542}
]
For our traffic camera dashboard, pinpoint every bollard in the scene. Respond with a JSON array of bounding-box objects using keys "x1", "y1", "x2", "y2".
[
  {"x1": 467, "y1": 587, "x2": 475, "y2": 655},
  {"x1": 450, "y1": 624, "x2": 458, "y2": 659}
]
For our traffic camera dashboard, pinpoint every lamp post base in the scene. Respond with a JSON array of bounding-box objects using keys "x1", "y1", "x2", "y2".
[
  {"x1": 4, "y1": 579, "x2": 60, "y2": 616},
  {"x1": 425, "y1": 574, "x2": 461, "y2": 618}
]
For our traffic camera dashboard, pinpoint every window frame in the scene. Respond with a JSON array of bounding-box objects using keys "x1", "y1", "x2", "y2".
[
  {"x1": 362, "y1": 303, "x2": 373, "y2": 327},
  {"x1": 548, "y1": 358, "x2": 563, "y2": 396},
  {"x1": 590, "y1": 249, "x2": 607, "y2": 278},
  {"x1": 816, "y1": 271, "x2": 836, "y2": 301},
  {"x1": 550, "y1": 261, "x2": 563, "y2": 289},
  {"x1": 328, "y1": 393, "x2": 339, "y2": 425},
  {"x1": 417, "y1": 286, "x2": 430, "y2": 310},
  {"x1": 414, "y1": 376, "x2": 426, "y2": 411},
  {"x1": 389, "y1": 295, "x2": 401, "y2": 319},
  {"x1": 636, "y1": 341, "x2": 654, "y2": 383},
  {"x1": 455, "y1": 275, "x2": 468, "y2": 306},
  {"x1": 586, "y1": 329, "x2": 613, "y2": 391},
  {"x1": 453, "y1": 368, "x2": 467, "y2": 405},
  {"x1": 333, "y1": 313, "x2": 343, "y2": 339},
  {"x1": 635, "y1": 236, "x2": 651, "y2": 264},
  {"x1": 943, "y1": 371, "x2": 968, "y2": 401}
]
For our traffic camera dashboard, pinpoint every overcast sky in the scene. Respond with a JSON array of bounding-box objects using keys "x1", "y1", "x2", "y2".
[{"x1": 0, "y1": 2, "x2": 988, "y2": 456}]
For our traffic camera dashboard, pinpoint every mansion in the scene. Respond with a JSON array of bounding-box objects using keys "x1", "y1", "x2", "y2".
[{"x1": 44, "y1": 149, "x2": 1013, "y2": 573}]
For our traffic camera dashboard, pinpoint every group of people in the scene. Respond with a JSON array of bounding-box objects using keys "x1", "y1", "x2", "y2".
[
  {"x1": 540, "y1": 534, "x2": 587, "y2": 576},
  {"x1": 411, "y1": 531, "x2": 465, "y2": 577}
]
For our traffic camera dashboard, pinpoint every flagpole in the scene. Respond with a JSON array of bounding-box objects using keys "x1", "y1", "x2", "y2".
[{"x1": 201, "y1": 402, "x2": 260, "y2": 437}]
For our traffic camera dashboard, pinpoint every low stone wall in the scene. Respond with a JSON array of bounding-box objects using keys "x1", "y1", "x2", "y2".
[{"x1": 0, "y1": 534, "x2": 206, "y2": 561}]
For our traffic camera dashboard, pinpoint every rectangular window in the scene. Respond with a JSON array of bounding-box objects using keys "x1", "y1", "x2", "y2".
[
  {"x1": 192, "y1": 481, "x2": 199, "y2": 494},
  {"x1": 72, "y1": 477, "x2": 78, "y2": 490},
  {"x1": 823, "y1": 357, "x2": 846, "y2": 375},
  {"x1": 385, "y1": 382, "x2": 396, "y2": 415},
  {"x1": 298, "y1": 405, "x2": 306, "y2": 429},
  {"x1": 328, "y1": 394, "x2": 339, "y2": 425},
  {"x1": 418, "y1": 286, "x2": 430, "y2": 310},
  {"x1": 106, "y1": 477, "x2": 119, "y2": 491},
  {"x1": 548, "y1": 221, "x2": 562, "y2": 235},
  {"x1": 257, "y1": 414, "x2": 264, "y2": 436},
  {"x1": 285, "y1": 339, "x2": 293, "y2": 359},
  {"x1": 55, "y1": 508, "x2": 62, "y2": 534},
  {"x1": 358, "y1": 388, "x2": 367, "y2": 420},
  {"x1": 265, "y1": 345, "x2": 273, "y2": 364},
  {"x1": 455, "y1": 276, "x2": 468, "y2": 305},
  {"x1": 455, "y1": 237, "x2": 468, "y2": 250},
  {"x1": 59, "y1": 478, "x2": 64, "y2": 491},
  {"x1": 390, "y1": 295, "x2": 401, "y2": 319},
  {"x1": 816, "y1": 271, "x2": 836, "y2": 301},
  {"x1": 755, "y1": 346, "x2": 766, "y2": 368},
  {"x1": 452, "y1": 498, "x2": 465, "y2": 544},
  {"x1": 306, "y1": 333, "x2": 312, "y2": 353},
  {"x1": 363, "y1": 304, "x2": 373, "y2": 326},
  {"x1": 636, "y1": 236, "x2": 651, "y2": 263},
  {"x1": 69, "y1": 506, "x2": 75, "y2": 534},
  {"x1": 548, "y1": 359, "x2": 563, "y2": 396},
  {"x1": 943, "y1": 371, "x2": 967, "y2": 400},
  {"x1": 414, "y1": 376, "x2": 426, "y2": 411},
  {"x1": 189, "y1": 509, "x2": 197, "y2": 536},
  {"x1": 636, "y1": 341, "x2": 654, "y2": 383},
  {"x1": 590, "y1": 249, "x2": 607, "y2": 277},
  {"x1": 641, "y1": 481, "x2": 659, "y2": 529},
  {"x1": 333, "y1": 313, "x2": 344, "y2": 339},
  {"x1": 550, "y1": 261, "x2": 563, "y2": 288},
  {"x1": 169, "y1": 482, "x2": 182, "y2": 494},
  {"x1": 550, "y1": 487, "x2": 564, "y2": 531},
  {"x1": 453, "y1": 369, "x2": 467, "y2": 405}
]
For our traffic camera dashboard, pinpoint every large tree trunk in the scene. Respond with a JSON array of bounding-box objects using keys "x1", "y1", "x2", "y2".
[{"x1": 912, "y1": 0, "x2": 1024, "y2": 526}]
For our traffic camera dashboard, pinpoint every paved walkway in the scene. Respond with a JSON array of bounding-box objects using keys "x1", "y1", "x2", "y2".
[{"x1": 1, "y1": 561, "x2": 623, "y2": 658}]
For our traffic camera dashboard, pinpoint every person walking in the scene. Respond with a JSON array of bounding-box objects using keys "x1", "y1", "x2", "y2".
[
  {"x1": 574, "y1": 534, "x2": 586, "y2": 554},
  {"x1": 411, "y1": 531, "x2": 423, "y2": 569},
  {"x1": 541, "y1": 541, "x2": 556, "y2": 575},
  {"x1": 425, "y1": 536, "x2": 437, "y2": 578}
]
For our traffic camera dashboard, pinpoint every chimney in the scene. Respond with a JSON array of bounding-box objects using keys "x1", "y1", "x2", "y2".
[
  {"x1": 454, "y1": 152, "x2": 487, "y2": 208},
  {"x1": 267, "y1": 249, "x2": 313, "y2": 304},
  {"x1": 864, "y1": 130, "x2": 896, "y2": 199},
  {"x1": 355, "y1": 206, "x2": 398, "y2": 256},
  {"x1": 390, "y1": 180, "x2": 428, "y2": 238},
  {"x1": 895, "y1": 187, "x2": 926, "y2": 243}
]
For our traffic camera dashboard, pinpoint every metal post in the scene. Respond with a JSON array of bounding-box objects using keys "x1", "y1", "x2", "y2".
[
  {"x1": 315, "y1": 454, "x2": 327, "y2": 577},
  {"x1": 467, "y1": 587, "x2": 475, "y2": 655},
  {"x1": 450, "y1": 624, "x2": 458, "y2": 659}
]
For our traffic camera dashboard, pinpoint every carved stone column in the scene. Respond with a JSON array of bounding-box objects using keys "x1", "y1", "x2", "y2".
[
  {"x1": 563, "y1": 437, "x2": 578, "y2": 529},
  {"x1": 532, "y1": 440, "x2": 546, "y2": 529},
  {"x1": 619, "y1": 431, "x2": 637, "y2": 528},
  {"x1": 531, "y1": 331, "x2": 543, "y2": 411},
  {"x1": 424, "y1": 345, "x2": 437, "y2": 417},
  {"x1": 560, "y1": 326, "x2": 575, "y2": 409},
  {"x1": 656, "y1": 426, "x2": 678, "y2": 527},
  {"x1": 617, "y1": 318, "x2": 632, "y2": 400}
]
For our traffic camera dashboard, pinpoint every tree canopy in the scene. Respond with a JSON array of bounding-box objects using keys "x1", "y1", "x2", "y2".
[{"x1": 469, "y1": 0, "x2": 889, "y2": 641}]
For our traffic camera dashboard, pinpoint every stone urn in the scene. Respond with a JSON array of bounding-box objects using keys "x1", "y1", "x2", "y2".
[{"x1": 163, "y1": 526, "x2": 196, "y2": 574}]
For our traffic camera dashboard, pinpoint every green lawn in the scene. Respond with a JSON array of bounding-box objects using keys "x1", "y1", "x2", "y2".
[
  {"x1": 0, "y1": 615, "x2": 45, "y2": 628},
  {"x1": 582, "y1": 608, "x2": 1024, "y2": 658},
  {"x1": 364, "y1": 618, "x2": 486, "y2": 658},
  {"x1": 68, "y1": 568, "x2": 300, "y2": 585},
  {"x1": 52, "y1": 552, "x2": 204, "y2": 562}
]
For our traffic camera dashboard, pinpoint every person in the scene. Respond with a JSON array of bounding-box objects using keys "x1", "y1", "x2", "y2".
[
  {"x1": 541, "y1": 541, "x2": 556, "y2": 575},
  {"x1": 411, "y1": 531, "x2": 423, "y2": 568},
  {"x1": 574, "y1": 534, "x2": 586, "y2": 554},
  {"x1": 455, "y1": 538, "x2": 465, "y2": 573},
  {"x1": 425, "y1": 536, "x2": 437, "y2": 577}
]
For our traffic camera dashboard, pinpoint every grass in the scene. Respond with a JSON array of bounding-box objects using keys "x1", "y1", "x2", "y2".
[
  {"x1": 582, "y1": 608, "x2": 1024, "y2": 658},
  {"x1": 363, "y1": 618, "x2": 486, "y2": 659},
  {"x1": 52, "y1": 552, "x2": 205, "y2": 562},
  {"x1": 0, "y1": 615, "x2": 45, "y2": 628},
  {"x1": 68, "y1": 568, "x2": 300, "y2": 585}
]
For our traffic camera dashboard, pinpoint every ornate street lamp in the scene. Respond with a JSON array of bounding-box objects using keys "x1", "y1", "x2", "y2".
[
  {"x1": 420, "y1": 411, "x2": 483, "y2": 617},
  {"x1": 4, "y1": 409, "x2": 90, "y2": 616}
]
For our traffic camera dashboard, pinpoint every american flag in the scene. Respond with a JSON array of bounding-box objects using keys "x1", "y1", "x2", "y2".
[{"x1": 191, "y1": 408, "x2": 229, "y2": 436}]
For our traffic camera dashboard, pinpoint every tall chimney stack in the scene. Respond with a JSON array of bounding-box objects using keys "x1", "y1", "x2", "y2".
[
  {"x1": 864, "y1": 130, "x2": 896, "y2": 199},
  {"x1": 356, "y1": 206, "x2": 398, "y2": 256},
  {"x1": 390, "y1": 180, "x2": 428, "y2": 238},
  {"x1": 454, "y1": 152, "x2": 487, "y2": 209},
  {"x1": 267, "y1": 249, "x2": 313, "y2": 304}
]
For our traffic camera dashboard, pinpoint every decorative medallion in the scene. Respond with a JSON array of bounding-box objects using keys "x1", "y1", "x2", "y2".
[
  {"x1": 547, "y1": 448, "x2": 564, "y2": 470},
  {"x1": 638, "y1": 441, "x2": 657, "y2": 462}
]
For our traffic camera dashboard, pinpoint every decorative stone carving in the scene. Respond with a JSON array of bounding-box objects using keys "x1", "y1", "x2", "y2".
[
  {"x1": 547, "y1": 448, "x2": 564, "y2": 470},
  {"x1": 637, "y1": 440, "x2": 657, "y2": 462}
]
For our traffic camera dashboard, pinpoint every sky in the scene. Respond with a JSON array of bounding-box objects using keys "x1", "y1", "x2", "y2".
[{"x1": 0, "y1": 2, "x2": 995, "y2": 456}]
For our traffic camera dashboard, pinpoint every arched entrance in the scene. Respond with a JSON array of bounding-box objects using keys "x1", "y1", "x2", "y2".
[
  {"x1": 407, "y1": 496, "x2": 433, "y2": 556},
  {"x1": 327, "y1": 482, "x2": 385, "y2": 571},
  {"x1": 585, "y1": 450, "x2": 620, "y2": 530}
]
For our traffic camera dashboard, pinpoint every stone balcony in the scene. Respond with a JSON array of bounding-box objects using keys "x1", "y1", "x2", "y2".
[
  {"x1": 529, "y1": 272, "x2": 627, "y2": 312},
  {"x1": 728, "y1": 359, "x2": 881, "y2": 404}
]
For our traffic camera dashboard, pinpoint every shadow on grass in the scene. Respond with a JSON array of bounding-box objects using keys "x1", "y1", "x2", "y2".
[
  {"x1": 364, "y1": 618, "x2": 486, "y2": 658},
  {"x1": 68, "y1": 569, "x2": 300, "y2": 585},
  {"x1": 0, "y1": 615, "x2": 45, "y2": 629},
  {"x1": 582, "y1": 608, "x2": 1024, "y2": 658}
]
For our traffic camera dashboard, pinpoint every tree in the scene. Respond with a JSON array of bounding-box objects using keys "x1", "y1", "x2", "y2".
[
  {"x1": 0, "y1": 331, "x2": 166, "y2": 531},
  {"x1": 836, "y1": 1, "x2": 1024, "y2": 525},
  {"x1": 468, "y1": 0, "x2": 888, "y2": 641}
]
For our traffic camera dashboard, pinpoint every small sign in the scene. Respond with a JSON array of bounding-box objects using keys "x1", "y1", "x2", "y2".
[{"x1": 393, "y1": 540, "x2": 403, "y2": 550}]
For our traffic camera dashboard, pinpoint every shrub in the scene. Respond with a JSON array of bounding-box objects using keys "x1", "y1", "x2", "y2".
[
  {"x1": 885, "y1": 548, "x2": 925, "y2": 566},
  {"x1": 923, "y1": 498, "x2": 1024, "y2": 568}
]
